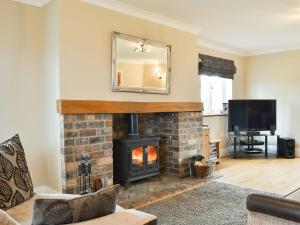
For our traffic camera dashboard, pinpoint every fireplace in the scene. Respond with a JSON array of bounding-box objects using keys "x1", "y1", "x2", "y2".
[
  {"x1": 58, "y1": 100, "x2": 203, "y2": 194},
  {"x1": 113, "y1": 113, "x2": 160, "y2": 187}
]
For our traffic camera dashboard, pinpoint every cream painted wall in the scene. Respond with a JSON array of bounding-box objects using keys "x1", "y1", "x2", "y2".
[
  {"x1": 0, "y1": 0, "x2": 62, "y2": 191},
  {"x1": 59, "y1": 0, "x2": 200, "y2": 102},
  {"x1": 245, "y1": 50, "x2": 300, "y2": 155},
  {"x1": 41, "y1": 0, "x2": 61, "y2": 191},
  {"x1": 0, "y1": 0, "x2": 47, "y2": 187},
  {"x1": 198, "y1": 45, "x2": 246, "y2": 155}
]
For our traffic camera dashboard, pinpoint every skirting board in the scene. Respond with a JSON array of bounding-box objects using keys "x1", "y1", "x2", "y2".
[
  {"x1": 296, "y1": 146, "x2": 300, "y2": 157},
  {"x1": 220, "y1": 147, "x2": 230, "y2": 157},
  {"x1": 34, "y1": 185, "x2": 60, "y2": 194}
]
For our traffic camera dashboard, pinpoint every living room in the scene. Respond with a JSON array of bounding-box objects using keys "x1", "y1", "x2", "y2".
[{"x1": 1, "y1": 0, "x2": 300, "y2": 224}]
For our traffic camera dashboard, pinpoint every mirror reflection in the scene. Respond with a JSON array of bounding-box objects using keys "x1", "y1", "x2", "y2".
[{"x1": 112, "y1": 32, "x2": 171, "y2": 94}]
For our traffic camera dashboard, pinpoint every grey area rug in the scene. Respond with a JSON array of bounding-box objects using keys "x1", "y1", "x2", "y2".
[{"x1": 140, "y1": 182, "x2": 272, "y2": 225}]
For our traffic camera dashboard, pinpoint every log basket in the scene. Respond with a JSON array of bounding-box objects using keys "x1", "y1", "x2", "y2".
[{"x1": 191, "y1": 161, "x2": 215, "y2": 178}]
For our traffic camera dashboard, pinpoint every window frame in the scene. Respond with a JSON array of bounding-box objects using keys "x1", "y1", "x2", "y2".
[{"x1": 201, "y1": 75, "x2": 232, "y2": 115}]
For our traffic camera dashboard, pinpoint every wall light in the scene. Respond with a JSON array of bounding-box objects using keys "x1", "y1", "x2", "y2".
[{"x1": 154, "y1": 67, "x2": 162, "y2": 79}]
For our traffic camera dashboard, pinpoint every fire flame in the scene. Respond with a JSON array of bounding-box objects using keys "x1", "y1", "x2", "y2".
[
  {"x1": 132, "y1": 146, "x2": 158, "y2": 165},
  {"x1": 132, "y1": 147, "x2": 143, "y2": 165},
  {"x1": 148, "y1": 146, "x2": 158, "y2": 163}
]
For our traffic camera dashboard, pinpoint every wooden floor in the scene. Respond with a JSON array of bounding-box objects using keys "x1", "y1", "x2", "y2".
[{"x1": 217, "y1": 156, "x2": 300, "y2": 196}]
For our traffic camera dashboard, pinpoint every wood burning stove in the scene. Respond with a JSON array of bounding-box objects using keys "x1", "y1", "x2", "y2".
[{"x1": 113, "y1": 113, "x2": 160, "y2": 187}]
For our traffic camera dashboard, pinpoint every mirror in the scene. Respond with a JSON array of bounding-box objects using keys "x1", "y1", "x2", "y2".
[{"x1": 112, "y1": 32, "x2": 171, "y2": 94}]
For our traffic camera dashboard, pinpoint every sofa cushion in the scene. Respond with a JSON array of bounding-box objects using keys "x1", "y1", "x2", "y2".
[
  {"x1": 6, "y1": 193, "x2": 156, "y2": 225},
  {"x1": 32, "y1": 185, "x2": 120, "y2": 225},
  {"x1": 6, "y1": 194, "x2": 79, "y2": 225},
  {"x1": 0, "y1": 135, "x2": 34, "y2": 210},
  {"x1": 71, "y1": 209, "x2": 158, "y2": 225},
  {"x1": 0, "y1": 209, "x2": 19, "y2": 225}
]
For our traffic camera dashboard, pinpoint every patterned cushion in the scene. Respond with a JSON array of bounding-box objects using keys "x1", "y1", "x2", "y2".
[
  {"x1": 32, "y1": 185, "x2": 120, "y2": 225},
  {"x1": 0, "y1": 135, "x2": 34, "y2": 210}
]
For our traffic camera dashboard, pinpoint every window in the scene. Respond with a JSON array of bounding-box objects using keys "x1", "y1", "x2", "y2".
[{"x1": 201, "y1": 75, "x2": 232, "y2": 114}]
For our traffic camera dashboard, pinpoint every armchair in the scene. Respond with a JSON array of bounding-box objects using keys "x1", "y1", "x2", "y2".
[{"x1": 247, "y1": 194, "x2": 300, "y2": 225}]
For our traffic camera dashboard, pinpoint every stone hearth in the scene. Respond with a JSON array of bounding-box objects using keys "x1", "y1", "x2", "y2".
[
  {"x1": 118, "y1": 175, "x2": 211, "y2": 209},
  {"x1": 58, "y1": 101, "x2": 203, "y2": 194}
]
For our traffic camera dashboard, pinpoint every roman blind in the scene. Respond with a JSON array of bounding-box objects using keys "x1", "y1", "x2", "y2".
[{"x1": 199, "y1": 54, "x2": 237, "y2": 79}]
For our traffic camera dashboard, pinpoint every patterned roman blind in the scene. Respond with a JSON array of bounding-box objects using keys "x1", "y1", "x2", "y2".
[{"x1": 199, "y1": 54, "x2": 237, "y2": 79}]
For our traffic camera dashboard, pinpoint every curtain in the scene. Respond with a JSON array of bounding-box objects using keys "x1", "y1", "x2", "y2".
[{"x1": 199, "y1": 54, "x2": 237, "y2": 79}]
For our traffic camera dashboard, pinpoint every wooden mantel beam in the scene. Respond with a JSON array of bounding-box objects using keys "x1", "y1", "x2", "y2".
[{"x1": 57, "y1": 100, "x2": 203, "y2": 115}]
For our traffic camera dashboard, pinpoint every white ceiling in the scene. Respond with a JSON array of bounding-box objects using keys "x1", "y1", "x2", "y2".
[
  {"x1": 106, "y1": 0, "x2": 300, "y2": 56},
  {"x1": 14, "y1": 0, "x2": 300, "y2": 56}
]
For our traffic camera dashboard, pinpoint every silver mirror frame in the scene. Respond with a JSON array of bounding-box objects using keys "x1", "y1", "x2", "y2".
[{"x1": 112, "y1": 31, "x2": 171, "y2": 95}]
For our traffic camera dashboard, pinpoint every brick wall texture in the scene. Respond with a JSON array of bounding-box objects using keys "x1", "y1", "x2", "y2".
[
  {"x1": 60, "y1": 114, "x2": 113, "y2": 194},
  {"x1": 60, "y1": 112, "x2": 202, "y2": 193},
  {"x1": 141, "y1": 112, "x2": 203, "y2": 177}
]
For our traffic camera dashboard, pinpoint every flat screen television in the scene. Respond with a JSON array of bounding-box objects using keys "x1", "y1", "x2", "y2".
[{"x1": 228, "y1": 99, "x2": 276, "y2": 132}]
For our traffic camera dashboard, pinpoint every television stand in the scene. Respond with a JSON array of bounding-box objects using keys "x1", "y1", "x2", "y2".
[
  {"x1": 230, "y1": 133, "x2": 280, "y2": 159},
  {"x1": 240, "y1": 135, "x2": 265, "y2": 154},
  {"x1": 244, "y1": 148, "x2": 264, "y2": 154},
  {"x1": 246, "y1": 131, "x2": 261, "y2": 136},
  {"x1": 241, "y1": 137, "x2": 264, "y2": 154}
]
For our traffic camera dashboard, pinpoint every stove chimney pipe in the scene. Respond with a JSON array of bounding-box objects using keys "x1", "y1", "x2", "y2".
[{"x1": 128, "y1": 113, "x2": 139, "y2": 138}]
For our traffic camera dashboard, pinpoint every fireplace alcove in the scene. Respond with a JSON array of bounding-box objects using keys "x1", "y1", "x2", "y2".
[
  {"x1": 113, "y1": 136, "x2": 160, "y2": 187},
  {"x1": 57, "y1": 100, "x2": 203, "y2": 194},
  {"x1": 113, "y1": 113, "x2": 160, "y2": 187}
]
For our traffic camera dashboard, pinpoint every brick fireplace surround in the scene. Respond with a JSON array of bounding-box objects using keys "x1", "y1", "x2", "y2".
[{"x1": 57, "y1": 100, "x2": 203, "y2": 194}]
